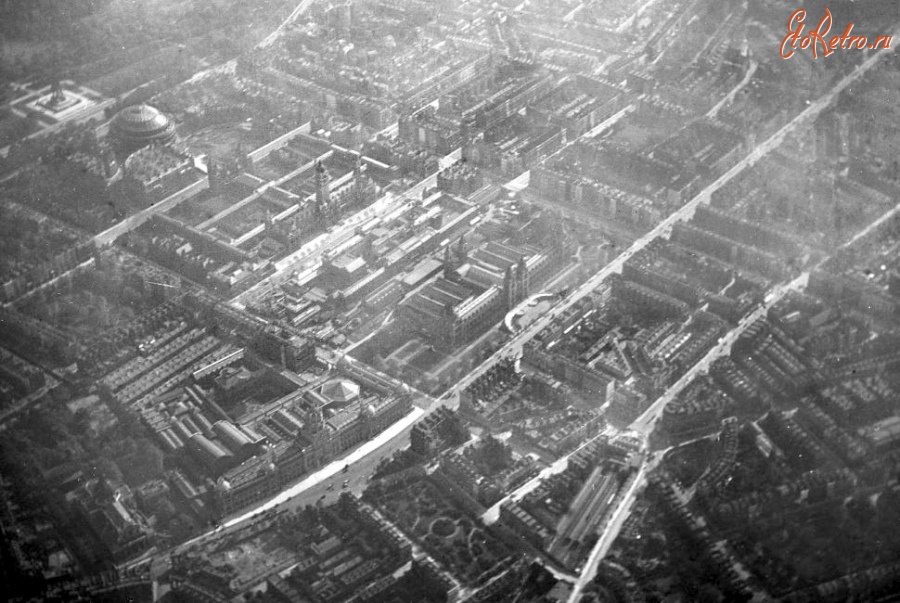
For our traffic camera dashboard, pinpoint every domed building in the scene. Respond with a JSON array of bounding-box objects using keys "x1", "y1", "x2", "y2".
[{"x1": 109, "y1": 104, "x2": 175, "y2": 157}]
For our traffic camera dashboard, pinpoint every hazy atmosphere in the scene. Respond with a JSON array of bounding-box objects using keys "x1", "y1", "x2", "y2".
[{"x1": 1, "y1": 0, "x2": 899, "y2": 601}]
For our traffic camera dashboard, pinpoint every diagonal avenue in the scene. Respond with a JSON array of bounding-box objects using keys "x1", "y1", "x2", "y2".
[{"x1": 564, "y1": 40, "x2": 898, "y2": 603}]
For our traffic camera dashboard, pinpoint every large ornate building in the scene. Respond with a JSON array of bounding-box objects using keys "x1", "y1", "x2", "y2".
[
  {"x1": 400, "y1": 216, "x2": 573, "y2": 349},
  {"x1": 109, "y1": 104, "x2": 176, "y2": 158},
  {"x1": 212, "y1": 366, "x2": 411, "y2": 516},
  {"x1": 312, "y1": 155, "x2": 377, "y2": 228}
]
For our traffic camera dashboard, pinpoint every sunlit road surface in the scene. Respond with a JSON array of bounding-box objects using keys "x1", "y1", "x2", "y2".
[
  {"x1": 843, "y1": 201, "x2": 900, "y2": 250},
  {"x1": 438, "y1": 38, "x2": 883, "y2": 412},
  {"x1": 566, "y1": 463, "x2": 647, "y2": 598},
  {"x1": 630, "y1": 271, "x2": 810, "y2": 437},
  {"x1": 584, "y1": 104, "x2": 635, "y2": 139},
  {"x1": 707, "y1": 60, "x2": 758, "y2": 119},
  {"x1": 257, "y1": 0, "x2": 315, "y2": 49},
  {"x1": 565, "y1": 191, "x2": 900, "y2": 600},
  {"x1": 127, "y1": 14, "x2": 895, "y2": 589},
  {"x1": 482, "y1": 428, "x2": 617, "y2": 526},
  {"x1": 222, "y1": 408, "x2": 424, "y2": 527},
  {"x1": 123, "y1": 406, "x2": 425, "y2": 570},
  {"x1": 563, "y1": 44, "x2": 897, "y2": 602}
]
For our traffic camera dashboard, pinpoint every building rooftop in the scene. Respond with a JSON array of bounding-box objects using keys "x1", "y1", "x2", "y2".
[
  {"x1": 112, "y1": 104, "x2": 171, "y2": 134},
  {"x1": 320, "y1": 379, "x2": 361, "y2": 404},
  {"x1": 110, "y1": 104, "x2": 176, "y2": 154}
]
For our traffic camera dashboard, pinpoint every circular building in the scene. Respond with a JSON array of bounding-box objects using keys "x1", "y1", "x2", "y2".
[{"x1": 109, "y1": 104, "x2": 175, "y2": 157}]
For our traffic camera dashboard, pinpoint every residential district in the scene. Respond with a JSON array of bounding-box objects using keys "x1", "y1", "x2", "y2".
[{"x1": 0, "y1": 0, "x2": 899, "y2": 601}]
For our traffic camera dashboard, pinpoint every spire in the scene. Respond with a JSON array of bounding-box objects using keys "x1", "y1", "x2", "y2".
[
  {"x1": 457, "y1": 235, "x2": 467, "y2": 263},
  {"x1": 443, "y1": 245, "x2": 457, "y2": 279},
  {"x1": 315, "y1": 160, "x2": 329, "y2": 186},
  {"x1": 354, "y1": 153, "x2": 368, "y2": 206},
  {"x1": 306, "y1": 402, "x2": 324, "y2": 435},
  {"x1": 315, "y1": 161, "x2": 333, "y2": 223}
]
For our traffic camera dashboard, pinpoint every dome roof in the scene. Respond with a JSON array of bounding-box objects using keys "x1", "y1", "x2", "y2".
[
  {"x1": 112, "y1": 104, "x2": 170, "y2": 133},
  {"x1": 320, "y1": 379, "x2": 360, "y2": 404},
  {"x1": 110, "y1": 104, "x2": 175, "y2": 152}
]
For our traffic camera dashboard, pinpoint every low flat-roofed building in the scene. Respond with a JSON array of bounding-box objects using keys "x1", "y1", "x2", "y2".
[{"x1": 401, "y1": 257, "x2": 443, "y2": 290}]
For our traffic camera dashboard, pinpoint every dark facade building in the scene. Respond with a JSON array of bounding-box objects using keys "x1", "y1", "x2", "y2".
[{"x1": 410, "y1": 406, "x2": 467, "y2": 456}]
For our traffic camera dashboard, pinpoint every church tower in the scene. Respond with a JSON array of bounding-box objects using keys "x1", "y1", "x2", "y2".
[
  {"x1": 503, "y1": 265, "x2": 516, "y2": 309},
  {"x1": 457, "y1": 235, "x2": 468, "y2": 265},
  {"x1": 353, "y1": 153, "x2": 368, "y2": 207},
  {"x1": 443, "y1": 245, "x2": 454, "y2": 278},
  {"x1": 305, "y1": 401, "x2": 325, "y2": 437},
  {"x1": 315, "y1": 161, "x2": 333, "y2": 223},
  {"x1": 517, "y1": 255, "x2": 529, "y2": 299}
]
